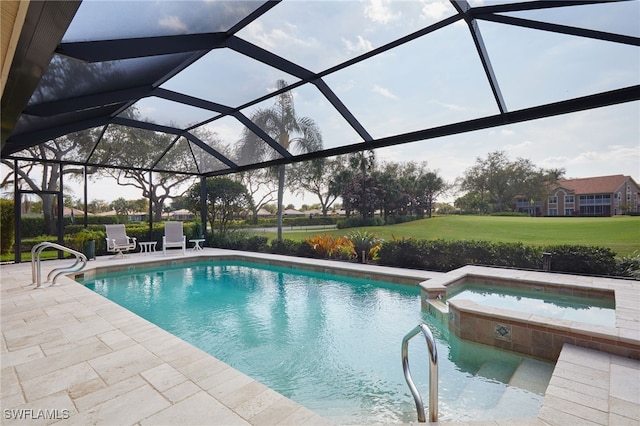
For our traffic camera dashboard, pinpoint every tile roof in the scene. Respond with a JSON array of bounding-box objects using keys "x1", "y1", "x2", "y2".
[{"x1": 557, "y1": 175, "x2": 632, "y2": 195}]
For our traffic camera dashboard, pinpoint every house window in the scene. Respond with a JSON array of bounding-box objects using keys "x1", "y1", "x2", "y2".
[
  {"x1": 579, "y1": 194, "x2": 611, "y2": 215},
  {"x1": 565, "y1": 209, "x2": 574, "y2": 216},
  {"x1": 548, "y1": 196, "x2": 557, "y2": 204},
  {"x1": 548, "y1": 208, "x2": 558, "y2": 216},
  {"x1": 565, "y1": 195, "x2": 574, "y2": 203}
]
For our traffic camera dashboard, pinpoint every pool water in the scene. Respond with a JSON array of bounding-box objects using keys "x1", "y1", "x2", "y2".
[
  {"x1": 447, "y1": 284, "x2": 615, "y2": 327},
  {"x1": 82, "y1": 261, "x2": 553, "y2": 424}
]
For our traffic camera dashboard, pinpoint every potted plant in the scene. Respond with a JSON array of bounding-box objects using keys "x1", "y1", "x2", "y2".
[{"x1": 73, "y1": 228, "x2": 104, "y2": 260}]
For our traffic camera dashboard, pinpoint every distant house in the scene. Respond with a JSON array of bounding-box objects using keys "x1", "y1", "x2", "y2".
[
  {"x1": 63, "y1": 207, "x2": 89, "y2": 217},
  {"x1": 94, "y1": 210, "x2": 148, "y2": 221},
  {"x1": 165, "y1": 209, "x2": 194, "y2": 221},
  {"x1": 302, "y1": 209, "x2": 323, "y2": 217},
  {"x1": 128, "y1": 211, "x2": 148, "y2": 222},
  {"x1": 517, "y1": 175, "x2": 640, "y2": 216},
  {"x1": 283, "y1": 209, "x2": 304, "y2": 217}
]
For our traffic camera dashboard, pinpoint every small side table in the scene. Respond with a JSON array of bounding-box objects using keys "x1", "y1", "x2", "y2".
[
  {"x1": 190, "y1": 239, "x2": 205, "y2": 251},
  {"x1": 139, "y1": 241, "x2": 157, "y2": 255}
]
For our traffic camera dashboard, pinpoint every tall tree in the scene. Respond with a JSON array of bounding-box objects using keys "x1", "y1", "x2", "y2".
[
  {"x1": 111, "y1": 197, "x2": 130, "y2": 222},
  {"x1": 236, "y1": 79, "x2": 322, "y2": 241},
  {"x1": 187, "y1": 177, "x2": 249, "y2": 238},
  {"x1": 97, "y1": 126, "x2": 190, "y2": 221},
  {"x1": 236, "y1": 168, "x2": 277, "y2": 224},
  {"x1": 289, "y1": 157, "x2": 343, "y2": 216},
  {"x1": 376, "y1": 162, "x2": 409, "y2": 222},
  {"x1": 94, "y1": 115, "x2": 231, "y2": 220},
  {"x1": 459, "y1": 150, "x2": 554, "y2": 212},
  {"x1": 414, "y1": 170, "x2": 445, "y2": 218},
  {"x1": 1, "y1": 131, "x2": 99, "y2": 234}
]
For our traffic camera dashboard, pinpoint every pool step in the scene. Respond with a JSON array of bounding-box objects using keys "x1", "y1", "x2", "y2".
[
  {"x1": 485, "y1": 358, "x2": 553, "y2": 418},
  {"x1": 454, "y1": 360, "x2": 514, "y2": 412},
  {"x1": 508, "y1": 357, "x2": 554, "y2": 395},
  {"x1": 451, "y1": 358, "x2": 552, "y2": 420}
]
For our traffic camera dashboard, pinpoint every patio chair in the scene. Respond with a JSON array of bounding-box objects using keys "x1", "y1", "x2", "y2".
[
  {"x1": 163, "y1": 221, "x2": 186, "y2": 255},
  {"x1": 105, "y1": 224, "x2": 137, "y2": 258}
]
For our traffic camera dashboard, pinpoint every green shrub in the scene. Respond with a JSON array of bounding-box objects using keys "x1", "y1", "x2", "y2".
[
  {"x1": 208, "y1": 231, "x2": 268, "y2": 252},
  {"x1": 1, "y1": 199, "x2": 15, "y2": 254},
  {"x1": 336, "y1": 216, "x2": 384, "y2": 229},
  {"x1": 378, "y1": 238, "x2": 427, "y2": 269},
  {"x1": 347, "y1": 231, "x2": 382, "y2": 262},
  {"x1": 269, "y1": 239, "x2": 315, "y2": 257},
  {"x1": 542, "y1": 245, "x2": 617, "y2": 276},
  {"x1": 21, "y1": 215, "x2": 121, "y2": 238},
  {"x1": 71, "y1": 228, "x2": 105, "y2": 249},
  {"x1": 237, "y1": 216, "x2": 340, "y2": 228},
  {"x1": 20, "y1": 235, "x2": 58, "y2": 254},
  {"x1": 615, "y1": 251, "x2": 640, "y2": 279},
  {"x1": 489, "y1": 242, "x2": 541, "y2": 269},
  {"x1": 20, "y1": 217, "x2": 46, "y2": 238},
  {"x1": 378, "y1": 239, "x2": 616, "y2": 275},
  {"x1": 384, "y1": 215, "x2": 419, "y2": 225}
]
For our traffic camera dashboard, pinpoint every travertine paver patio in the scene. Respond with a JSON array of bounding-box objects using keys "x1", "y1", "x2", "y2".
[
  {"x1": 1, "y1": 250, "x2": 335, "y2": 425},
  {"x1": 1, "y1": 249, "x2": 639, "y2": 425}
]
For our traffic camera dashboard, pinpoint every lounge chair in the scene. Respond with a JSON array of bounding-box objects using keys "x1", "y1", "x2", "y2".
[
  {"x1": 105, "y1": 224, "x2": 137, "y2": 258},
  {"x1": 163, "y1": 221, "x2": 186, "y2": 255}
]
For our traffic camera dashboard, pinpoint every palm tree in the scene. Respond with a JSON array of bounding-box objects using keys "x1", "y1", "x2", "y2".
[{"x1": 236, "y1": 79, "x2": 322, "y2": 241}]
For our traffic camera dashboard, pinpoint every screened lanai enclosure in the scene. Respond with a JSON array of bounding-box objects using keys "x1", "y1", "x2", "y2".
[{"x1": 1, "y1": 0, "x2": 639, "y2": 261}]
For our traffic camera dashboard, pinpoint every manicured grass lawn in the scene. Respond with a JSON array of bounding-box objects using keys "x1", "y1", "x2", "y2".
[{"x1": 249, "y1": 215, "x2": 640, "y2": 257}]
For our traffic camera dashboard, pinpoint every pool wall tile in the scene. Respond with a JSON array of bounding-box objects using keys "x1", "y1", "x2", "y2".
[{"x1": 425, "y1": 265, "x2": 639, "y2": 362}]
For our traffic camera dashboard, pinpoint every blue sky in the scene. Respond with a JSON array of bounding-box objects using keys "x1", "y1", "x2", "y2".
[{"x1": 3, "y1": 0, "x2": 639, "y2": 206}]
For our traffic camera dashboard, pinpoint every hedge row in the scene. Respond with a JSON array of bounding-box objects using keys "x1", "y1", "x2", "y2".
[
  {"x1": 1, "y1": 199, "x2": 15, "y2": 254},
  {"x1": 20, "y1": 216, "x2": 121, "y2": 238},
  {"x1": 16, "y1": 222, "x2": 201, "y2": 257},
  {"x1": 209, "y1": 233, "x2": 636, "y2": 278},
  {"x1": 239, "y1": 216, "x2": 341, "y2": 228},
  {"x1": 11, "y1": 223, "x2": 638, "y2": 278},
  {"x1": 377, "y1": 239, "x2": 620, "y2": 276}
]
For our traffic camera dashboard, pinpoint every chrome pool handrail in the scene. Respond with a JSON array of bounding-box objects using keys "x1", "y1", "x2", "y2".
[
  {"x1": 31, "y1": 242, "x2": 87, "y2": 288},
  {"x1": 401, "y1": 323, "x2": 438, "y2": 423}
]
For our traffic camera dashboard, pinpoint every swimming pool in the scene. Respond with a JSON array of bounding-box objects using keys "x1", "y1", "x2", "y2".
[
  {"x1": 447, "y1": 283, "x2": 616, "y2": 327},
  {"x1": 82, "y1": 260, "x2": 553, "y2": 424}
]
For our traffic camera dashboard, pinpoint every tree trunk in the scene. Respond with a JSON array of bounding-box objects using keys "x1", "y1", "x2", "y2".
[
  {"x1": 276, "y1": 165, "x2": 285, "y2": 242},
  {"x1": 154, "y1": 199, "x2": 163, "y2": 222},
  {"x1": 42, "y1": 194, "x2": 57, "y2": 235}
]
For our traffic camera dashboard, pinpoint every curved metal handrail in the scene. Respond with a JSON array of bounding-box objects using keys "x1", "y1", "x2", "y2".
[
  {"x1": 31, "y1": 242, "x2": 87, "y2": 288},
  {"x1": 401, "y1": 323, "x2": 438, "y2": 423}
]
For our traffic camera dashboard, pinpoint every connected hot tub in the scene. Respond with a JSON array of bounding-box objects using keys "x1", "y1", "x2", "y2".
[{"x1": 421, "y1": 265, "x2": 638, "y2": 361}]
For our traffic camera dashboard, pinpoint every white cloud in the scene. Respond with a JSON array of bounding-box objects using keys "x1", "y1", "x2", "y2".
[
  {"x1": 372, "y1": 84, "x2": 398, "y2": 100},
  {"x1": 364, "y1": 0, "x2": 401, "y2": 24},
  {"x1": 420, "y1": 1, "x2": 450, "y2": 21},
  {"x1": 243, "y1": 21, "x2": 315, "y2": 52},
  {"x1": 539, "y1": 145, "x2": 640, "y2": 176},
  {"x1": 488, "y1": 128, "x2": 516, "y2": 137},
  {"x1": 573, "y1": 145, "x2": 639, "y2": 164},
  {"x1": 342, "y1": 35, "x2": 373, "y2": 55},
  {"x1": 432, "y1": 100, "x2": 466, "y2": 112},
  {"x1": 158, "y1": 16, "x2": 188, "y2": 33},
  {"x1": 504, "y1": 140, "x2": 532, "y2": 151}
]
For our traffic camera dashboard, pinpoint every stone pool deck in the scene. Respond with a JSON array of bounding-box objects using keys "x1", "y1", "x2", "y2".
[{"x1": 1, "y1": 249, "x2": 639, "y2": 425}]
